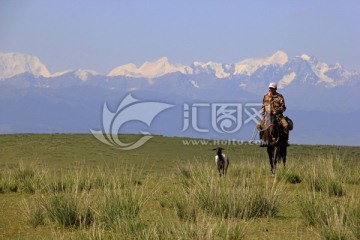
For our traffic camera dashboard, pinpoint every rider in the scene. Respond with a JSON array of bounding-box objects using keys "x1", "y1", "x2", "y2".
[{"x1": 259, "y1": 82, "x2": 289, "y2": 146}]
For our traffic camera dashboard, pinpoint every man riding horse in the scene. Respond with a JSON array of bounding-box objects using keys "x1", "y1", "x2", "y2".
[{"x1": 259, "y1": 82, "x2": 289, "y2": 146}]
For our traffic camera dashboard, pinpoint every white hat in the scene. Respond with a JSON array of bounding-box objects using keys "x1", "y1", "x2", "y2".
[{"x1": 268, "y1": 82, "x2": 277, "y2": 89}]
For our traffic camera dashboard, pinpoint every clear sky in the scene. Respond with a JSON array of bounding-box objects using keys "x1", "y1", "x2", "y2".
[{"x1": 1, "y1": 0, "x2": 359, "y2": 74}]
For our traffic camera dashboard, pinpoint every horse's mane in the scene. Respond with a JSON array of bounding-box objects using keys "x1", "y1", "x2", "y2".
[{"x1": 262, "y1": 113, "x2": 286, "y2": 146}]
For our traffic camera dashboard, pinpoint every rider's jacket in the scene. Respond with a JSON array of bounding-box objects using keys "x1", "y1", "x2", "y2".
[{"x1": 261, "y1": 91, "x2": 286, "y2": 117}]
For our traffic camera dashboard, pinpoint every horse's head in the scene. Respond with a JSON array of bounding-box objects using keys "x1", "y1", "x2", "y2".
[
  {"x1": 269, "y1": 113, "x2": 278, "y2": 136},
  {"x1": 263, "y1": 113, "x2": 280, "y2": 145}
]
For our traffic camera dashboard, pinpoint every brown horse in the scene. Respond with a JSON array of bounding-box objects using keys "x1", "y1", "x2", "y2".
[{"x1": 261, "y1": 113, "x2": 287, "y2": 175}]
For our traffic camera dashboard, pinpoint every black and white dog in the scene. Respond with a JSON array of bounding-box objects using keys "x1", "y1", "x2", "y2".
[{"x1": 213, "y1": 147, "x2": 229, "y2": 176}]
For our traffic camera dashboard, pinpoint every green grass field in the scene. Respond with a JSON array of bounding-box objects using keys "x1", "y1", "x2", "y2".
[{"x1": 0, "y1": 134, "x2": 359, "y2": 239}]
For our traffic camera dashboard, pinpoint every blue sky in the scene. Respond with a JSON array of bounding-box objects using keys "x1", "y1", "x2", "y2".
[{"x1": 1, "y1": 0, "x2": 359, "y2": 74}]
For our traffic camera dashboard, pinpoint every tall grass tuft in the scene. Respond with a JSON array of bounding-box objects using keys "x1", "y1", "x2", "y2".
[
  {"x1": 299, "y1": 190, "x2": 359, "y2": 239},
  {"x1": 42, "y1": 192, "x2": 94, "y2": 228},
  {"x1": 0, "y1": 163, "x2": 38, "y2": 193},
  {"x1": 164, "y1": 217, "x2": 247, "y2": 240},
  {"x1": 21, "y1": 198, "x2": 45, "y2": 228},
  {"x1": 47, "y1": 178, "x2": 68, "y2": 193},
  {"x1": 100, "y1": 188, "x2": 142, "y2": 228},
  {"x1": 174, "y1": 190, "x2": 197, "y2": 222},
  {"x1": 348, "y1": 202, "x2": 360, "y2": 240},
  {"x1": 305, "y1": 156, "x2": 346, "y2": 197},
  {"x1": 177, "y1": 162, "x2": 282, "y2": 220},
  {"x1": 277, "y1": 168, "x2": 302, "y2": 184}
]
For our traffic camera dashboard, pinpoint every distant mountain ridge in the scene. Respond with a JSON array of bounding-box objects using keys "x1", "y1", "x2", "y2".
[
  {"x1": 1, "y1": 51, "x2": 359, "y2": 145},
  {"x1": 1, "y1": 51, "x2": 358, "y2": 88}
]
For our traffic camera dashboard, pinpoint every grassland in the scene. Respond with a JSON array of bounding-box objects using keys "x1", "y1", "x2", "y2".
[{"x1": 0, "y1": 134, "x2": 359, "y2": 239}]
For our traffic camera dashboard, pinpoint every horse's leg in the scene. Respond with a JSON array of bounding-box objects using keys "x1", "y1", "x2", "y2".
[
  {"x1": 267, "y1": 146, "x2": 274, "y2": 174},
  {"x1": 272, "y1": 147, "x2": 279, "y2": 175},
  {"x1": 281, "y1": 143, "x2": 287, "y2": 168},
  {"x1": 284, "y1": 145, "x2": 287, "y2": 168}
]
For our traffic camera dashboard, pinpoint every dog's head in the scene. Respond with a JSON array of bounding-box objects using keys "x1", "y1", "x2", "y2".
[{"x1": 212, "y1": 147, "x2": 224, "y2": 155}]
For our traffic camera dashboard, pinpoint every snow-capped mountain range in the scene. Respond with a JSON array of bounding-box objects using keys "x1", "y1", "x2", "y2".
[
  {"x1": 0, "y1": 51, "x2": 359, "y2": 145},
  {"x1": 1, "y1": 51, "x2": 358, "y2": 88}
]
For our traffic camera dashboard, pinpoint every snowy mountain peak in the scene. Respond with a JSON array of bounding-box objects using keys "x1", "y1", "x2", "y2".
[
  {"x1": 74, "y1": 69, "x2": 98, "y2": 81},
  {"x1": 267, "y1": 50, "x2": 288, "y2": 65},
  {"x1": 234, "y1": 50, "x2": 288, "y2": 76},
  {"x1": 0, "y1": 52, "x2": 51, "y2": 79},
  {"x1": 300, "y1": 54, "x2": 311, "y2": 61},
  {"x1": 108, "y1": 57, "x2": 193, "y2": 78},
  {"x1": 192, "y1": 61, "x2": 230, "y2": 78},
  {"x1": 108, "y1": 63, "x2": 139, "y2": 77},
  {"x1": 298, "y1": 53, "x2": 318, "y2": 64}
]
